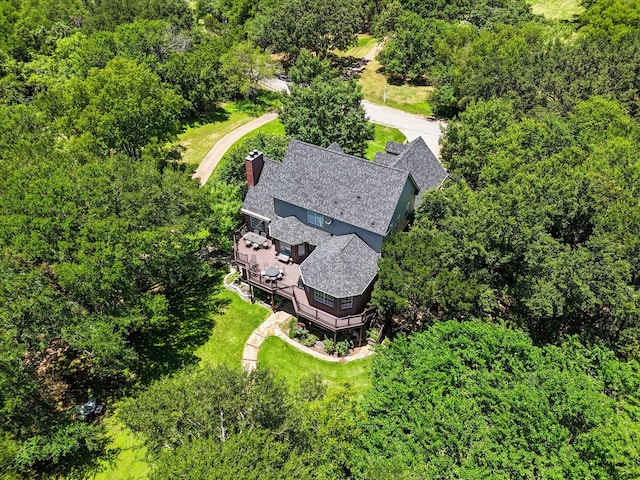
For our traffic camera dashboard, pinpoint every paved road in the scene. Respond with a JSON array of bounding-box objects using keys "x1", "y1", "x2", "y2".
[
  {"x1": 192, "y1": 112, "x2": 278, "y2": 185},
  {"x1": 363, "y1": 101, "x2": 445, "y2": 157},
  {"x1": 262, "y1": 75, "x2": 445, "y2": 156}
]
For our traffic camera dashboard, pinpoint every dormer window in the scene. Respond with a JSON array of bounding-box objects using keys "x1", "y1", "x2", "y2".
[{"x1": 307, "y1": 209, "x2": 324, "y2": 227}]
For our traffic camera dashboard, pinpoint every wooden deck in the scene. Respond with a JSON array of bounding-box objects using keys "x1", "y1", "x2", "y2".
[{"x1": 234, "y1": 236, "x2": 367, "y2": 332}]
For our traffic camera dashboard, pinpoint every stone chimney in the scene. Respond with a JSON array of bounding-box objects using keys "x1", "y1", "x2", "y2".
[{"x1": 245, "y1": 149, "x2": 264, "y2": 187}]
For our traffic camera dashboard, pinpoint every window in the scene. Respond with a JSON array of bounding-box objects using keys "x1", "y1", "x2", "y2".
[
  {"x1": 307, "y1": 209, "x2": 324, "y2": 227},
  {"x1": 341, "y1": 297, "x2": 353, "y2": 310},
  {"x1": 313, "y1": 289, "x2": 335, "y2": 307},
  {"x1": 250, "y1": 216, "x2": 263, "y2": 231},
  {"x1": 297, "y1": 244, "x2": 305, "y2": 256}
]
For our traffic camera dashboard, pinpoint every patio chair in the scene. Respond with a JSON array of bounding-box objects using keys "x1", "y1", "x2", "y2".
[{"x1": 244, "y1": 239, "x2": 253, "y2": 247}]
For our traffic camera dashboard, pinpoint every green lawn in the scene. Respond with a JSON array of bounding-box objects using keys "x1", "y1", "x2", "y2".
[
  {"x1": 359, "y1": 60, "x2": 433, "y2": 116},
  {"x1": 92, "y1": 415, "x2": 150, "y2": 480},
  {"x1": 529, "y1": 0, "x2": 583, "y2": 19},
  {"x1": 366, "y1": 124, "x2": 406, "y2": 160},
  {"x1": 177, "y1": 105, "x2": 255, "y2": 165},
  {"x1": 335, "y1": 34, "x2": 378, "y2": 58},
  {"x1": 195, "y1": 289, "x2": 270, "y2": 368},
  {"x1": 177, "y1": 92, "x2": 282, "y2": 166},
  {"x1": 258, "y1": 336, "x2": 372, "y2": 394}
]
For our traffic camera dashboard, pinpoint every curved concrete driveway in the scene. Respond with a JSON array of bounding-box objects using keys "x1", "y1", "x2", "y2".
[{"x1": 192, "y1": 111, "x2": 278, "y2": 185}]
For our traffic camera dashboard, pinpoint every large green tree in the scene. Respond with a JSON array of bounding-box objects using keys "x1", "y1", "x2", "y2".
[
  {"x1": 280, "y1": 78, "x2": 374, "y2": 157},
  {"x1": 373, "y1": 98, "x2": 640, "y2": 357},
  {"x1": 250, "y1": 0, "x2": 360, "y2": 59},
  {"x1": 355, "y1": 321, "x2": 640, "y2": 478},
  {"x1": 43, "y1": 57, "x2": 184, "y2": 158}
]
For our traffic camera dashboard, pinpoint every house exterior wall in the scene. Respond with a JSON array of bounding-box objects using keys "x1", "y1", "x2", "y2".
[
  {"x1": 303, "y1": 279, "x2": 375, "y2": 318},
  {"x1": 274, "y1": 199, "x2": 385, "y2": 252},
  {"x1": 273, "y1": 240, "x2": 315, "y2": 263},
  {"x1": 384, "y1": 177, "x2": 417, "y2": 242},
  {"x1": 244, "y1": 214, "x2": 268, "y2": 235}
]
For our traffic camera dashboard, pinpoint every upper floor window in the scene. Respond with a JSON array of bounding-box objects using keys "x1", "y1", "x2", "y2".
[
  {"x1": 341, "y1": 297, "x2": 353, "y2": 310},
  {"x1": 307, "y1": 209, "x2": 324, "y2": 227},
  {"x1": 314, "y1": 289, "x2": 335, "y2": 307}
]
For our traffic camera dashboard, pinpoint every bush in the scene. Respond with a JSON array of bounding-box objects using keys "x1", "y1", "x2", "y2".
[
  {"x1": 322, "y1": 338, "x2": 336, "y2": 355},
  {"x1": 292, "y1": 322, "x2": 308, "y2": 340},
  {"x1": 336, "y1": 340, "x2": 351, "y2": 357},
  {"x1": 302, "y1": 334, "x2": 318, "y2": 347},
  {"x1": 287, "y1": 318, "x2": 298, "y2": 338}
]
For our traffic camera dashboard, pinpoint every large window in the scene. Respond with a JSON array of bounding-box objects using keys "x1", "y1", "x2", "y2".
[
  {"x1": 341, "y1": 297, "x2": 353, "y2": 310},
  {"x1": 313, "y1": 289, "x2": 335, "y2": 307},
  {"x1": 307, "y1": 209, "x2": 324, "y2": 227}
]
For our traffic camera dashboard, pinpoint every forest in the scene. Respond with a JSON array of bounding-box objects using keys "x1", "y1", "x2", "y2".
[{"x1": 0, "y1": 0, "x2": 639, "y2": 478}]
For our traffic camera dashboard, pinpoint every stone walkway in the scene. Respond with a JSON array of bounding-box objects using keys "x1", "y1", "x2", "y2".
[{"x1": 241, "y1": 308, "x2": 375, "y2": 371}]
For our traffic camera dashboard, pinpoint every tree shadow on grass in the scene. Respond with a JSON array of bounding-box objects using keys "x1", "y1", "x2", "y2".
[
  {"x1": 183, "y1": 106, "x2": 232, "y2": 130},
  {"x1": 131, "y1": 268, "x2": 231, "y2": 385},
  {"x1": 233, "y1": 90, "x2": 283, "y2": 117}
]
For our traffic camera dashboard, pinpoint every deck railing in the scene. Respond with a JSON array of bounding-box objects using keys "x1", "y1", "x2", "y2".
[{"x1": 235, "y1": 238, "x2": 366, "y2": 331}]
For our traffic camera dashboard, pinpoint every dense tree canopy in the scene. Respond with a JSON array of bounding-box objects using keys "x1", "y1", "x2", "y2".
[
  {"x1": 373, "y1": 97, "x2": 640, "y2": 358},
  {"x1": 355, "y1": 321, "x2": 640, "y2": 478},
  {"x1": 250, "y1": 0, "x2": 361, "y2": 59}
]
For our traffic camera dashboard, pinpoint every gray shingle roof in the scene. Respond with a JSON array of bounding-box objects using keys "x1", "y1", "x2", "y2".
[
  {"x1": 241, "y1": 158, "x2": 280, "y2": 221},
  {"x1": 300, "y1": 234, "x2": 379, "y2": 298},
  {"x1": 272, "y1": 140, "x2": 413, "y2": 236},
  {"x1": 373, "y1": 152, "x2": 399, "y2": 166},
  {"x1": 385, "y1": 138, "x2": 448, "y2": 200},
  {"x1": 385, "y1": 141, "x2": 407, "y2": 155},
  {"x1": 269, "y1": 216, "x2": 331, "y2": 246},
  {"x1": 327, "y1": 142, "x2": 344, "y2": 153}
]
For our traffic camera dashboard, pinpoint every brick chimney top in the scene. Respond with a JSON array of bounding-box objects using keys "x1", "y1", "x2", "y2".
[{"x1": 245, "y1": 150, "x2": 265, "y2": 187}]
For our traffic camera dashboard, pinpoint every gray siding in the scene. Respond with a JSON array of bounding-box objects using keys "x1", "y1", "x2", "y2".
[
  {"x1": 274, "y1": 199, "x2": 385, "y2": 252},
  {"x1": 384, "y1": 177, "x2": 417, "y2": 242}
]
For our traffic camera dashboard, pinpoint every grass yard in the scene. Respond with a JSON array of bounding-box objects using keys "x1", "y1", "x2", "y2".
[
  {"x1": 365, "y1": 124, "x2": 406, "y2": 161},
  {"x1": 177, "y1": 105, "x2": 254, "y2": 165},
  {"x1": 177, "y1": 92, "x2": 282, "y2": 165},
  {"x1": 258, "y1": 336, "x2": 372, "y2": 395},
  {"x1": 359, "y1": 60, "x2": 433, "y2": 116},
  {"x1": 335, "y1": 34, "x2": 378, "y2": 58},
  {"x1": 196, "y1": 288, "x2": 270, "y2": 368},
  {"x1": 92, "y1": 415, "x2": 150, "y2": 480},
  {"x1": 529, "y1": 0, "x2": 583, "y2": 19}
]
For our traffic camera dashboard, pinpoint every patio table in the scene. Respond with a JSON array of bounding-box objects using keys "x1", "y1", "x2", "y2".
[
  {"x1": 243, "y1": 232, "x2": 267, "y2": 246},
  {"x1": 264, "y1": 265, "x2": 281, "y2": 279}
]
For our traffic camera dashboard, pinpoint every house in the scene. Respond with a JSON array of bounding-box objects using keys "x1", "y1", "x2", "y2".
[{"x1": 233, "y1": 137, "x2": 447, "y2": 344}]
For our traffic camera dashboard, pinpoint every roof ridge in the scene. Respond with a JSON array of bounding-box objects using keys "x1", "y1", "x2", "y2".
[{"x1": 288, "y1": 138, "x2": 409, "y2": 174}]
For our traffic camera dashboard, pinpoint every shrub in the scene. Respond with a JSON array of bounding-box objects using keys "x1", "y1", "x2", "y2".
[
  {"x1": 288, "y1": 318, "x2": 298, "y2": 338},
  {"x1": 336, "y1": 340, "x2": 351, "y2": 357},
  {"x1": 292, "y1": 322, "x2": 308, "y2": 340},
  {"x1": 302, "y1": 334, "x2": 318, "y2": 347},
  {"x1": 322, "y1": 338, "x2": 336, "y2": 355}
]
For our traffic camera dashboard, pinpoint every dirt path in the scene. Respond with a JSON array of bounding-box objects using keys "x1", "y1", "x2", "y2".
[{"x1": 192, "y1": 112, "x2": 279, "y2": 185}]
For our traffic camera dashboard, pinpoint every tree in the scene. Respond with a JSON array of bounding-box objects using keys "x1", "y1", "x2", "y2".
[
  {"x1": 372, "y1": 98, "x2": 640, "y2": 357},
  {"x1": 219, "y1": 41, "x2": 276, "y2": 100},
  {"x1": 354, "y1": 321, "x2": 640, "y2": 478},
  {"x1": 280, "y1": 78, "x2": 374, "y2": 157},
  {"x1": 43, "y1": 57, "x2": 184, "y2": 158},
  {"x1": 288, "y1": 49, "x2": 333, "y2": 86},
  {"x1": 250, "y1": 0, "x2": 360, "y2": 60}
]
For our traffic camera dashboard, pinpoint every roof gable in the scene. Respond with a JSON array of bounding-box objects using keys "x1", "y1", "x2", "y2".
[{"x1": 271, "y1": 140, "x2": 413, "y2": 236}]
